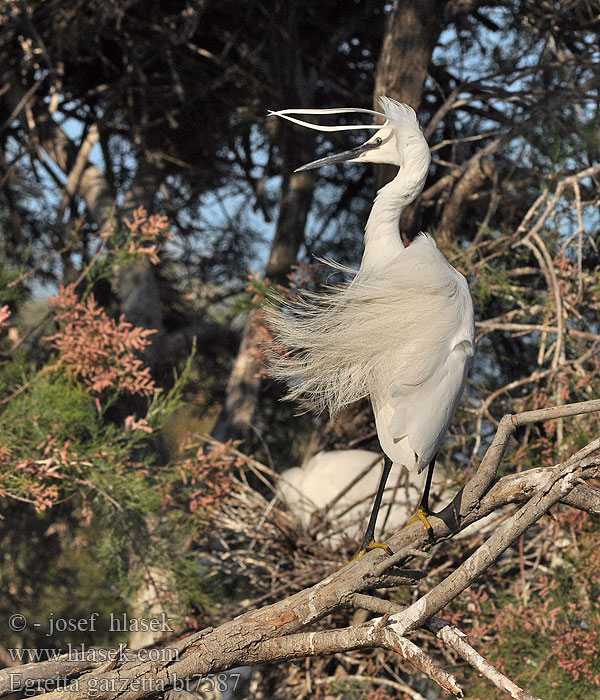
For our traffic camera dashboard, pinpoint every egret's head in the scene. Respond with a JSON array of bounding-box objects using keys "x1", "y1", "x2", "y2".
[{"x1": 269, "y1": 96, "x2": 429, "y2": 172}]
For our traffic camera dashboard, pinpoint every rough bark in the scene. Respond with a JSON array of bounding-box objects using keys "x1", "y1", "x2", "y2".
[
  {"x1": 373, "y1": 0, "x2": 446, "y2": 188},
  {"x1": 437, "y1": 151, "x2": 495, "y2": 241},
  {"x1": 374, "y1": 0, "x2": 444, "y2": 113}
]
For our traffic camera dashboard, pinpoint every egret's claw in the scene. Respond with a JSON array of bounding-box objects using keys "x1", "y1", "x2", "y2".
[
  {"x1": 351, "y1": 539, "x2": 393, "y2": 562},
  {"x1": 408, "y1": 507, "x2": 433, "y2": 531}
]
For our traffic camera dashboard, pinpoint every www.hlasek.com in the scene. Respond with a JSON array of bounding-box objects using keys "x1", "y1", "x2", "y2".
[
  {"x1": 8, "y1": 673, "x2": 241, "y2": 698},
  {"x1": 7, "y1": 643, "x2": 178, "y2": 664}
]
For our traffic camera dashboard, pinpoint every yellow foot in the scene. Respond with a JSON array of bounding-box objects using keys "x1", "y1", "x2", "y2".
[
  {"x1": 350, "y1": 539, "x2": 393, "y2": 563},
  {"x1": 408, "y1": 507, "x2": 433, "y2": 531}
]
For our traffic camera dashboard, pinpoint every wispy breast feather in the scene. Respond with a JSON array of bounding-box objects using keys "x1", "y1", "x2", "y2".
[{"x1": 266, "y1": 239, "x2": 468, "y2": 417}]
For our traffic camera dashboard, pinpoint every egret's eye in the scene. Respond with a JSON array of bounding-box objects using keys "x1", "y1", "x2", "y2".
[{"x1": 375, "y1": 137, "x2": 382, "y2": 145}]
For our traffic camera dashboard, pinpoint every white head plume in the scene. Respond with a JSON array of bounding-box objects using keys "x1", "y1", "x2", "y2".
[
  {"x1": 268, "y1": 97, "x2": 420, "y2": 133},
  {"x1": 269, "y1": 97, "x2": 428, "y2": 172}
]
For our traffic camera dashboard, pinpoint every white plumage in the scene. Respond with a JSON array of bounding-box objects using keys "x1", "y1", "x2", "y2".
[{"x1": 268, "y1": 96, "x2": 475, "y2": 481}]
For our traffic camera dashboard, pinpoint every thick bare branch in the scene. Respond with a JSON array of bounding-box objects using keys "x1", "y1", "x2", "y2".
[
  {"x1": 380, "y1": 439, "x2": 600, "y2": 639},
  {"x1": 10, "y1": 400, "x2": 598, "y2": 700},
  {"x1": 0, "y1": 656, "x2": 99, "y2": 697},
  {"x1": 459, "y1": 399, "x2": 600, "y2": 517}
]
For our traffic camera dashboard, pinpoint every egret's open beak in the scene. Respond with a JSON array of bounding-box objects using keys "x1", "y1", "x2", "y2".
[{"x1": 295, "y1": 140, "x2": 380, "y2": 172}]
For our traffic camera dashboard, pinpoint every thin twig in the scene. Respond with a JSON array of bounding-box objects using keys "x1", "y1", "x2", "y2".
[{"x1": 427, "y1": 617, "x2": 541, "y2": 700}]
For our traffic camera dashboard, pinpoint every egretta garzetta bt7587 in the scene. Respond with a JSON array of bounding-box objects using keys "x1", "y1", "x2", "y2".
[{"x1": 268, "y1": 97, "x2": 475, "y2": 556}]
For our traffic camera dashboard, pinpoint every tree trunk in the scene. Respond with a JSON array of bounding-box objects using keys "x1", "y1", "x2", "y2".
[
  {"x1": 265, "y1": 170, "x2": 315, "y2": 285},
  {"x1": 211, "y1": 157, "x2": 315, "y2": 444},
  {"x1": 116, "y1": 157, "x2": 166, "y2": 369},
  {"x1": 374, "y1": 0, "x2": 445, "y2": 188},
  {"x1": 210, "y1": 0, "x2": 323, "y2": 445}
]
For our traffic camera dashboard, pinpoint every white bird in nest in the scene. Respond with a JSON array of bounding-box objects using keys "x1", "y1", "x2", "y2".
[{"x1": 267, "y1": 96, "x2": 475, "y2": 557}]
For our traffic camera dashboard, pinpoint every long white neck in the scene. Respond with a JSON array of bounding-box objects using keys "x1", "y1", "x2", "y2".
[{"x1": 360, "y1": 163, "x2": 428, "y2": 273}]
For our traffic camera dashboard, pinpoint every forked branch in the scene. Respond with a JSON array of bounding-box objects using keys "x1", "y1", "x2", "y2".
[{"x1": 2, "y1": 399, "x2": 599, "y2": 700}]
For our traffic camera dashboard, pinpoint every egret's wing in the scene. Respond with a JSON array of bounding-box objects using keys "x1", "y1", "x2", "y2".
[{"x1": 385, "y1": 340, "x2": 473, "y2": 470}]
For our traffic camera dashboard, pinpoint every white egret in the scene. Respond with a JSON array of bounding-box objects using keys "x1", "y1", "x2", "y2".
[{"x1": 268, "y1": 97, "x2": 475, "y2": 555}]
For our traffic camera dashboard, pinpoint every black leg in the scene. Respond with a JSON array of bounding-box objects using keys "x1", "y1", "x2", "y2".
[
  {"x1": 360, "y1": 456, "x2": 393, "y2": 551},
  {"x1": 418, "y1": 451, "x2": 437, "y2": 514},
  {"x1": 406, "y1": 452, "x2": 438, "y2": 533}
]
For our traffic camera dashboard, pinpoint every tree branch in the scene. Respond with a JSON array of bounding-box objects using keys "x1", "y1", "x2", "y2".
[
  {"x1": 428, "y1": 618, "x2": 540, "y2": 700},
  {"x1": 3, "y1": 400, "x2": 599, "y2": 700}
]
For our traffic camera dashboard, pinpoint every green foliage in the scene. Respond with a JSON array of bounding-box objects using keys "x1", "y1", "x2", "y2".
[
  {"x1": 0, "y1": 367, "x2": 100, "y2": 445},
  {"x1": 0, "y1": 351, "x2": 228, "y2": 650},
  {"x1": 0, "y1": 265, "x2": 26, "y2": 307},
  {"x1": 0, "y1": 221, "x2": 237, "y2": 656},
  {"x1": 0, "y1": 507, "x2": 128, "y2": 653},
  {"x1": 0, "y1": 1, "x2": 599, "y2": 695},
  {"x1": 447, "y1": 513, "x2": 600, "y2": 699}
]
